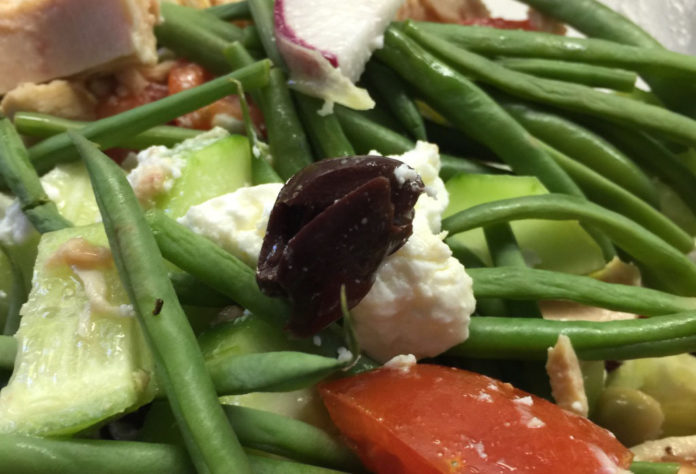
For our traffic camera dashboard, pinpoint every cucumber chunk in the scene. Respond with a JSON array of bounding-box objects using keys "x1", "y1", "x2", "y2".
[
  {"x1": 156, "y1": 135, "x2": 253, "y2": 218},
  {"x1": 0, "y1": 224, "x2": 155, "y2": 436},
  {"x1": 444, "y1": 173, "x2": 606, "y2": 275},
  {"x1": 127, "y1": 128, "x2": 253, "y2": 218}
]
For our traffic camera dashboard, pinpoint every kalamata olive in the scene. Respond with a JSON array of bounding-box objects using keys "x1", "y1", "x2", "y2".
[{"x1": 256, "y1": 156, "x2": 424, "y2": 336}]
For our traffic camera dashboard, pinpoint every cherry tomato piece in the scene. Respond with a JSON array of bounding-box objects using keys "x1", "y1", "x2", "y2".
[{"x1": 319, "y1": 364, "x2": 632, "y2": 474}]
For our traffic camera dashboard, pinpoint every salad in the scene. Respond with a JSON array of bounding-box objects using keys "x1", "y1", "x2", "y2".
[{"x1": 1, "y1": 0, "x2": 696, "y2": 472}]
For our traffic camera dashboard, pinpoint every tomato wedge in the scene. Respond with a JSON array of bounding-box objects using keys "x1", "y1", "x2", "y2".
[{"x1": 319, "y1": 364, "x2": 632, "y2": 474}]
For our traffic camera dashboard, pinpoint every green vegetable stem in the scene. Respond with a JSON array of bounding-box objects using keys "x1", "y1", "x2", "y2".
[
  {"x1": 364, "y1": 61, "x2": 428, "y2": 141},
  {"x1": 497, "y1": 58, "x2": 637, "y2": 91},
  {"x1": 0, "y1": 117, "x2": 71, "y2": 233},
  {"x1": 469, "y1": 267, "x2": 696, "y2": 316},
  {"x1": 14, "y1": 112, "x2": 202, "y2": 150}
]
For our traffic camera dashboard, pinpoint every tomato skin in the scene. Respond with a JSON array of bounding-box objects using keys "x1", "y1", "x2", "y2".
[
  {"x1": 319, "y1": 364, "x2": 632, "y2": 474},
  {"x1": 96, "y1": 82, "x2": 169, "y2": 119}
]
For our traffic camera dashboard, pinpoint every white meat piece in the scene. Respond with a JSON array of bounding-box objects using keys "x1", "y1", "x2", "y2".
[
  {"x1": 1, "y1": 80, "x2": 97, "y2": 120},
  {"x1": 546, "y1": 334, "x2": 589, "y2": 417},
  {"x1": 0, "y1": 0, "x2": 159, "y2": 94}
]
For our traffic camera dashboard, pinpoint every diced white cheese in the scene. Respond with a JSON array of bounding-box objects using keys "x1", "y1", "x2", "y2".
[
  {"x1": 0, "y1": 201, "x2": 36, "y2": 246},
  {"x1": 0, "y1": 0, "x2": 159, "y2": 94},
  {"x1": 178, "y1": 183, "x2": 284, "y2": 266},
  {"x1": 353, "y1": 142, "x2": 475, "y2": 362},
  {"x1": 383, "y1": 354, "x2": 417, "y2": 372}
]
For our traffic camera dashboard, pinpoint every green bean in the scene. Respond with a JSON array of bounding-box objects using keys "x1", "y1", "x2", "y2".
[
  {"x1": 155, "y1": 3, "x2": 236, "y2": 74},
  {"x1": 424, "y1": 119, "x2": 502, "y2": 163},
  {"x1": 0, "y1": 117, "x2": 71, "y2": 233},
  {"x1": 14, "y1": 112, "x2": 202, "y2": 150},
  {"x1": 295, "y1": 94, "x2": 355, "y2": 158},
  {"x1": 517, "y1": 0, "x2": 659, "y2": 47},
  {"x1": 0, "y1": 335, "x2": 16, "y2": 370},
  {"x1": 0, "y1": 435, "x2": 195, "y2": 474},
  {"x1": 499, "y1": 100, "x2": 658, "y2": 205},
  {"x1": 0, "y1": 434, "x2": 350, "y2": 474},
  {"x1": 27, "y1": 60, "x2": 270, "y2": 177},
  {"x1": 483, "y1": 223, "x2": 542, "y2": 318},
  {"x1": 223, "y1": 405, "x2": 361, "y2": 471},
  {"x1": 71, "y1": 133, "x2": 251, "y2": 474},
  {"x1": 469, "y1": 267, "x2": 696, "y2": 316},
  {"x1": 144, "y1": 210, "x2": 378, "y2": 373},
  {"x1": 207, "y1": 1, "x2": 251, "y2": 21},
  {"x1": 406, "y1": 23, "x2": 696, "y2": 149},
  {"x1": 445, "y1": 238, "x2": 487, "y2": 268},
  {"x1": 515, "y1": 0, "x2": 696, "y2": 117},
  {"x1": 146, "y1": 209, "x2": 290, "y2": 320},
  {"x1": 630, "y1": 461, "x2": 681, "y2": 474},
  {"x1": 169, "y1": 272, "x2": 231, "y2": 307},
  {"x1": 333, "y1": 106, "x2": 500, "y2": 176},
  {"x1": 538, "y1": 140, "x2": 693, "y2": 253},
  {"x1": 594, "y1": 122, "x2": 696, "y2": 218},
  {"x1": 208, "y1": 351, "x2": 346, "y2": 395},
  {"x1": 182, "y1": 6, "x2": 244, "y2": 43},
  {"x1": 442, "y1": 194, "x2": 696, "y2": 296},
  {"x1": 497, "y1": 58, "x2": 637, "y2": 91},
  {"x1": 415, "y1": 22, "x2": 696, "y2": 80},
  {"x1": 377, "y1": 27, "x2": 582, "y2": 196},
  {"x1": 1, "y1": 246, "x2": 28, "y2": 336},
  {"x1": 248, "y1": 0, "x2": 286, "y2": 68},
  {"x1": 334, "y1": 105, "x2": 414, "y2": 154},
  {"x1": 364, "y1": 61, "x2": 427, "y2": 140},
  {"x1": 378, "y1": 27, "x2": 616, "y2": 258},
  {"x1": 451, "y1": 311, "x2": 696, "y2": 361},
  {"x1": 248, "y1": 456, "x2": 350, "y2": 474},
  {"x1": 261, "y1": 69, "x2": 314, "y2": 179}
]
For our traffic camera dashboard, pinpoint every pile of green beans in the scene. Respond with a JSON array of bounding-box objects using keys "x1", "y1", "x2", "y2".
[{"x1": 3, "y1": 1, "x2": 696, "y2": 473}]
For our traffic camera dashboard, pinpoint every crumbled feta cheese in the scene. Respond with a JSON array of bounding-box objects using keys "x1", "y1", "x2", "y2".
[
  {"x1": 178, "y1": 183, "x2": 283, "y2": 266},
  {"x1": 394, "y1": 163, "x2": 419, "y2": 186},
  {"x1": 353, "y1": 142, "x2": 475, "y2": 362},
  {"x1": 513, "y1": 396, "x2": 534, "y2": 407},
  {"x1": 337, "y1": 347, "x2": 353, "y2": 363},
  {"x1": 527, "y1": 417, "x2": 546, "y2": 429},
  {"x1": 0, "y1": 201, "x2": 36, "y2": 246},
  {"x1": 476, "y1": 391, "x2": 493, "y2": 403},
  {"x1": 384, "y1": 354, "x2": 417, "y2": 372},
  {"x1": 127, "y1": 127, "x2": 228, "y2": 205}
]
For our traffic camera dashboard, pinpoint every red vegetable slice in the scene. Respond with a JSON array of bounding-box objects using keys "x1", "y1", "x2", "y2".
[{"x1": 319, "y1": 364, "x2": 632, "y2": 474}]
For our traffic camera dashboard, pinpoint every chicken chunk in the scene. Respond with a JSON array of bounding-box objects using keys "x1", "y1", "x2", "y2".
[
  {"x1": 1, "y1": 80, "x2": 97, "y2": 120},
  {"x1": 0, "y1": 0, "x2": 159, "y2": 94}
]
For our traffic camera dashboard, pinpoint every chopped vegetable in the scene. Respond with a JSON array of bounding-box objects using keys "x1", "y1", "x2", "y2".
[{"x1": 319, "y1": 364, "x2": 633, "y2": 473}]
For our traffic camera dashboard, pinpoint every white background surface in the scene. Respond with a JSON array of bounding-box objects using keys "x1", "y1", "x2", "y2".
[{"x1": 485, "y1": 0, "x2": 696, "y2": 54}]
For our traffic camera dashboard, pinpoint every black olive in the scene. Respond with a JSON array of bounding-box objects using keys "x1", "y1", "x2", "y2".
[{"x1": 256, "y1": 156, "x2": 424, "y2": 336}]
